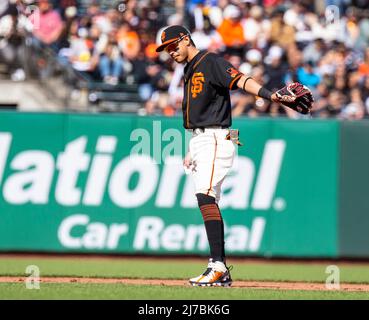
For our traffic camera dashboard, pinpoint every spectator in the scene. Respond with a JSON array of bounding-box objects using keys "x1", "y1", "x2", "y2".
[
  {"x1": 284, "y1": 43, "x2": 303, "y2": 84},
  {"x1": 270, "y1": 7, "x2": 295, "y2": 49},
  {"x1": 99, "y1": 41, "x2": 124, "y2": 85},
  {"x1": 10, "y1": 0, "x2": 368, "y2": 120},
  {"x1": 339, "y1": 88, "x2": 365, "y2": 120},
  {"x1": 303, "y1": 38, "x2": 325, "y2": 65},
  {"x1": 364, "y1": 76, "x2": 369, "y2": 117},
  {"x1": 347, "y1": 70, "x2": 361, "y2": 90},
  {"x1": 68, "y1": 27, "x2": 98, "y2": 81},
  {"x1": 117, "y1": 21, "x2": 140, "y2": 61},
  {"x1": 144, "y1": 58, "x2": 173, "y2": 116},
  {"x1": 232, "y1": 65, "x2": 265, "y2": 117},
  {"x1": 57, "y1": 0, "x2": 77, "y2": 19},
  {"x1": 297, "y1": 61, "x2": 321, "y2": 88},
  {"x1": 345, "y1": 7, "x2": 361, "y2": 48},
  {"x1": 217, "y1": 4, "x2": 246, "y2": 56},
  {"x1": 325, "y1": 90, "x2": 345, "y2": 118},
  {"x1": 362, "y1": 76, "x2": 369, "y2": 109},
  {"x1": 132, "y1": 43, "x2": 158, "y2": 101},
  {"x1": 358, "y1": 48, "x2": 369, "y2": 77},
  {"x1": 311, "y1": 83, "x2": 330, "y2": 117},
  {"x1": 283, "y1": 2, "x2": 308, "y2": 32},
  {"x1": 30, "y1": 0, "x2": 64, "y2": 51},
  {"x1": 58, "y1": 6, "x2": 78, "y2": 50},
  {"x1": 0, "y1": 2, "x2": 26, "y2": 81},
  {"x1": 355, "y1": 16, "x2": 369, "y2": 51},
  {"x1": 206, "y1": 0, "x2": 228, "y2": 29},
  {"x1": 241, "y1": 5, "x2": 271, "y2": 50},
  {"x1": 264, "y1": 45, "x2": 287, "y2": 91},
  {"x1": 191, "y1": 21, "x2": 222, "y2": 52}
]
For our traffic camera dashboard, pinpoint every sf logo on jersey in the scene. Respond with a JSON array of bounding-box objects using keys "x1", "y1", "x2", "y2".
[{"x1": 191, "y1": 72, "x2": 205, "y2": 98}]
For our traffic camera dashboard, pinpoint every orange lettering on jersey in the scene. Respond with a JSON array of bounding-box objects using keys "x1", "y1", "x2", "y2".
[{"x1": 191, "y1": 72, "x2": 205, "y2": 98}]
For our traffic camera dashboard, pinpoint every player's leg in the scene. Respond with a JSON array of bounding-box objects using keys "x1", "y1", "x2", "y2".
[
  {"x1": 188, "y1": 192, "x2": 232, "y2": 287},
  {"x1": 197, "y1": 193, "x2": 224, "y2": 263},
  {"x1": 188, "y1": 190, "x2": 234, "y2": 287},
  {"x1": 189, "y1": 130, "x2": 235, "y2": 286}
]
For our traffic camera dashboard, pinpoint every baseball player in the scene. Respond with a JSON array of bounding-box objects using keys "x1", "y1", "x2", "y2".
[{"x1": 156, "y1": 25, "x2": 313, "y2": 287}]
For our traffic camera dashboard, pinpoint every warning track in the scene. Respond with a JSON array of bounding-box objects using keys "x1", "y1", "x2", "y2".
[{"x1": 1, "y1": 277, "x2": 369, "y2": 292}]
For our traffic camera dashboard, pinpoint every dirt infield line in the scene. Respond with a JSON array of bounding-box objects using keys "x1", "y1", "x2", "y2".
[
  {"x1": 1, "y1": 277, "x2": 369, "y2": 292},
  {"x1": 3, "y1": 253, "x2": 369, "y2": 266}
]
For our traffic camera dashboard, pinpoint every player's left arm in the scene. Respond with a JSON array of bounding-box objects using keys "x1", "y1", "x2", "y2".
[
  {"x1": 212, "y1": 56, "x2": 313, "y2": 114},
  {"x1": 211, "y1": 56, "x2": 276, "y2": 99},
  {"x1": 236, "y1": 75, "x2": 314, "y2": 114},
  {"x1": 236, "y1": 75, "x2": 279, "y2": 102}
]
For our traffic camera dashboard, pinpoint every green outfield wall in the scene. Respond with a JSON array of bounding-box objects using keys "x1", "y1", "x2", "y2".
[
  {"x1": 0, "y1": 112, "x2": 366, "y2": 258},
  {"x1": 339, "y1": 121, "x2": 369, "y2": 257}
]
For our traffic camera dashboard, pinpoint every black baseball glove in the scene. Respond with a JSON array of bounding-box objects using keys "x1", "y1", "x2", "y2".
[{"x1": 275, "y1": 82, "x2": 314, "y2": 114}]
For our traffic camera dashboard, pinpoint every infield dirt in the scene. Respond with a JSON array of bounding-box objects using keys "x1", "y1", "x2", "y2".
[{"x1": 1, "y1": 276, "x2": 369, "y2": 292}]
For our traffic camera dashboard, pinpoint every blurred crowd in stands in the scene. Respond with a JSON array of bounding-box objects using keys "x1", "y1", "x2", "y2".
[{"x1": 0, "y1": 0, "x2": 369, "y2": 119}]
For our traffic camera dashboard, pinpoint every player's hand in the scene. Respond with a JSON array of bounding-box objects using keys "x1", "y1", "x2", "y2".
[
  {"x1": 183, "y1": 152, "x2": 192, "y2": 169},
  {"x1": 271, "y1": 92, "x2": 295, "y2": 103},
  {"x1": 273, "y1": 82, "x2": 314, "y2": 114}
]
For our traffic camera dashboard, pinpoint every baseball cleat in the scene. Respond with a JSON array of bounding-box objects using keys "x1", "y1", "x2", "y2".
[{"x1": 189, "y1": 259, "x2": 232, "y2": 287}]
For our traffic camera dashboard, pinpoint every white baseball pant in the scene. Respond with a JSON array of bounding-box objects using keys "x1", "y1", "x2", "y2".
[{"x1": 188, "y1": 128, "x2": 235, "y2": 203}]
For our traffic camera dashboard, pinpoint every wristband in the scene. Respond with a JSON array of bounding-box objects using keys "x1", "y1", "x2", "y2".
[
  {"x1": 258, "y1": 87, "x2": 273, "y2": 101},
  {"x1": 243, "y1": 77, "x2": 253, "y2": 91}
]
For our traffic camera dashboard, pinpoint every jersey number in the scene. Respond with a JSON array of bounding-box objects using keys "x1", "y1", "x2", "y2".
[{"x1": 191, "y1": 72, "x2": 205, "y2": 98}]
